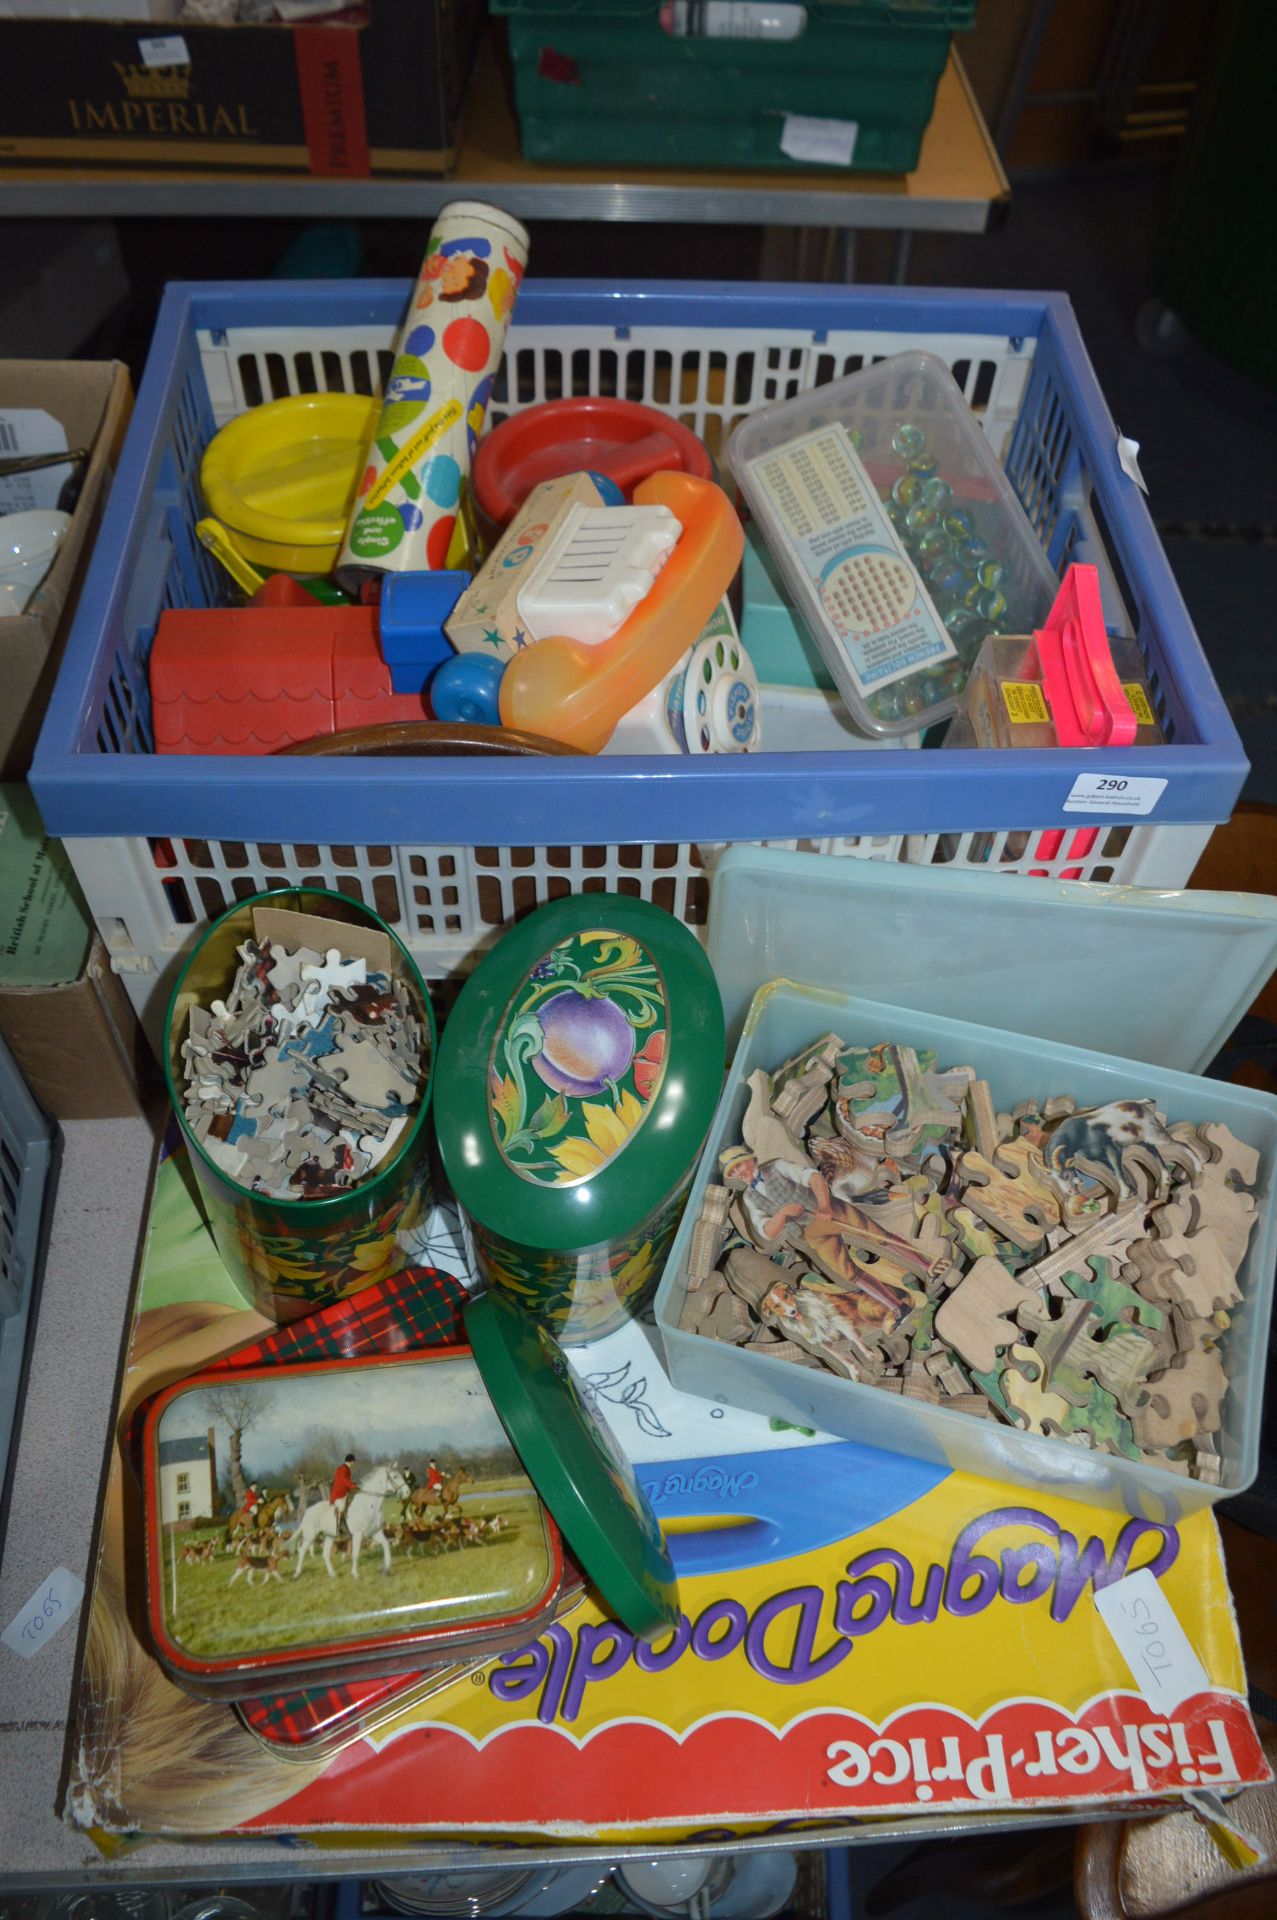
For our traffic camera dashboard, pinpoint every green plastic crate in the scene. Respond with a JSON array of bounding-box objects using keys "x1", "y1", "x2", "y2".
[{"x1": 492, "y1": 0, "x2": 977, "y2": 173}]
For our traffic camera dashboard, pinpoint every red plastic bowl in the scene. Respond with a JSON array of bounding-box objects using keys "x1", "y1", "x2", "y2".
[{"x1": 473, "y1": 396, "x2": 714, "y2": 538}]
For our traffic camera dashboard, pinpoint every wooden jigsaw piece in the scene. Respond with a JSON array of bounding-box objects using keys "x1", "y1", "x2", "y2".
[
  {"x1": 1040, "y1": 1098, "x2": 1202, "y2": 1206},
  {"x1": 958, "y1": 1150, "x2": 1052, "y2": 1252},
  {"x1": 1003, "y1": 1343, "x2": 1072, "y2": 1434},
  {"x1": 991, "y1": 1137, "x2": 1063, "y2": 1231},
  {"x1": 701, "y1": 1286, "x2": 756, "y2": 1346},
  {"x1": 1025, "y1": 1200, "x2": 1148, "y2": 1297},
  {"x1": 686, "y1": 1185, "x2": 730, "y2": 1289},
  {"x1": 742, "y1": 1069, "x2": 812, "y2": 1171},
  {"x1": 1178, "y1": 1122, "x2": 1260, "y2": 1273},
  {"x1": 947, "y1": 1204, "x2": 1021, "y2": 1269},
  {"x1": 833, "y1": 1042, "x2": 972, "y2": 1158},
  {"x1": 1131, "y1": 1201, "x2": 1243, "y2": 1316},
  {"x1": 758, "y1": 1275, "x2": 882, "y2": 1378},
  {"x1": 1016, "y1": 1293, "x2": 1156, "y2": 1414},
  {"x1": 723, "y1": 1244, "x2": 787, "y2": 1309},
  {"x1": 1130, "y1": 1344, "x2": 1228, "y2": 1451},
  {"x1": 1062, "y1": 1254, "x2": 1164, "y2": 1332},
  {"x1": 822, "y1": 1197, "x2": 953, "y2": 1285},
  {"x1": 965, "y1": 1079, "x2": 999, "y2": 1159},
  {"x1": 934, "y1": 1256, "x2": 1030, "y2": 1374},
  {"x1": 1042, "y1": 1379, "x2": 1141, "y2": 1459}
]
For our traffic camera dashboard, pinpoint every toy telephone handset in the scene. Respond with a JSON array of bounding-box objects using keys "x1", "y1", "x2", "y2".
[
  {"x1": 1027, "y1": 562, "x2": 1136, "y2": 747},
  {"x1": 499, "y1": 471, "x2": 744, "y2": 753}
]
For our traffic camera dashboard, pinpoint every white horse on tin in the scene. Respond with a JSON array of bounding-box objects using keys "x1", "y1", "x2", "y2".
[{"x1": 290, "y1": 1463, "x2": 411, "y2": 1579}]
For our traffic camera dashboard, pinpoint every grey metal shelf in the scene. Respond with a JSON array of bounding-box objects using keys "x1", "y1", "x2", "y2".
[{"x1": 0, "y1": 44, "x2": 1007, "y2": 233}]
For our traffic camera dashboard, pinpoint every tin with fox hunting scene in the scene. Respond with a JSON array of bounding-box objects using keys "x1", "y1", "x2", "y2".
[
  {"x1": 435, "y1": 894, "x2": 727, "y2": 1342},
  {"x1": 162, "y1": 887, "x2": 436, "y2": 1326},
  {"x1": 142, "y1": 1294, "x2": 677, "y2": 1699}
]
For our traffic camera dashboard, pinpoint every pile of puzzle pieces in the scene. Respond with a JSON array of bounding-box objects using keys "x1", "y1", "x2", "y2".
[
  {"x1": 181, "y1": 924, "x2": 425, "y2": 1202},
  {"x1": 681, "y1": 1034, "x2": 1263, "y2": 1480}
]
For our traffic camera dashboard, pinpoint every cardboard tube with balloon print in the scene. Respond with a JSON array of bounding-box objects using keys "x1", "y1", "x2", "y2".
[{"x1": 337, "y1": 200, "x2": 529, "y2": 590}]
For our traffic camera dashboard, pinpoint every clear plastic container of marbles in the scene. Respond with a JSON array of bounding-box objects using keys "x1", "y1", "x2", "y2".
[{"x1": 730, "y1": 350, "x2": 1061, "y2": 736}]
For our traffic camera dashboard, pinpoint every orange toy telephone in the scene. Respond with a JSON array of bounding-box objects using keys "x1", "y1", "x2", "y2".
[{"x1": 498, "y1": 470, "x2": 744, "y2": 753}]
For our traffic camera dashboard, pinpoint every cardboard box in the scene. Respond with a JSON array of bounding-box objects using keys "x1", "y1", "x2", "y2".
[
  {"x1": 0, "y1": 783, "x2": 147, "y2": 1119},
  {"x1": 0, "y1": 2, "x2": 486, "y2": 177},
  {"x1": 0, "y1": 360, "x2": 131, "y2": 782}
]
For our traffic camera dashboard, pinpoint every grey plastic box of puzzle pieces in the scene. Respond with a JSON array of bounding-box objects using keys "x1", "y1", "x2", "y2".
[{"x1": 654, "y1": 848, "x2": 1277, "y2": 1516}]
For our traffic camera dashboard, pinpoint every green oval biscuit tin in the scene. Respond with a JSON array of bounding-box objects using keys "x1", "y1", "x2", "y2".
[{"x1": 436, "y1": 894, "x2": 726, "y2": 1342}]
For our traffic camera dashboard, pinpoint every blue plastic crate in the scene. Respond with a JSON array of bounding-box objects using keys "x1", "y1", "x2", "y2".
[{"x1": 30, "y1": 279, "x2": 1245, "y2": 850}]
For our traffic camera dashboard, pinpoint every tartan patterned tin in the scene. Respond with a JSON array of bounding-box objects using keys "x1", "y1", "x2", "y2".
[
  {"x1": 143, "y1": 1348, "x2": 566, "y2": 1700},
  {"x1": 188, "y1": 1261, "x2": 472, "y2": 1756}
]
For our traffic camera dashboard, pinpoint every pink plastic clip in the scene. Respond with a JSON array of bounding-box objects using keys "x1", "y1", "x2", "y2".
[{"x1": 1026, "y1": 563, "x2": 1136, "y2": 748}]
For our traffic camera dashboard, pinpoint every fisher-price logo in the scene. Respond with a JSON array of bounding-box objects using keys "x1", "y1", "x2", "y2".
[
  {"x1": 490, "y1": 1505, "x2": 1180, "y2": 1726},
  {"x1": 823, "y1": 1705, "x2": 1247, "y2": 1804}
]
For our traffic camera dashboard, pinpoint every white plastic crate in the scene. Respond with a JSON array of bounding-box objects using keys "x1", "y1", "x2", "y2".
[{"x1": 40, "y1": 287, "x2": 1232, "y2": 1049}]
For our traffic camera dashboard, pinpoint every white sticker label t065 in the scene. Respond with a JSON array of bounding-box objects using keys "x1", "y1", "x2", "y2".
[
  {"x1": 1095, "y1": 1568, "x2": 1211, "y2": 1713},
  {"x1": 2, "y1": 1567, "x2": 84, "y2": 1660},
  {"x1": 1063, "y1": 773, "x2": 1167, "y2": 815}
]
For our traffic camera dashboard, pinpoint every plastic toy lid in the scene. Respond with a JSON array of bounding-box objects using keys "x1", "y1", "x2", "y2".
[
  {"x1": 200, "y1": 391, "x2": 379, "y2": 551},
  {"x1": 464, "y1": 1289, "x2": 678, "y2": 1635},
  {"x1": 473, "y1": 397, "x2": 714, "y2": 530},
  {"x1": 434, "y1": 892, "x2": 726, "y2": 1251}
]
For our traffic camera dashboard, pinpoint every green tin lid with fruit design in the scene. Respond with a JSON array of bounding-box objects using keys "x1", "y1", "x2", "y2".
[{"x1": 437, "y1": 894, "x2": 725, "y2": 1251}]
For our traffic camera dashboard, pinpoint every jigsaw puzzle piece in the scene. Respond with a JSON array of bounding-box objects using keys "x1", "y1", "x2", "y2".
[
  {"x1": 934, "y1": 1255, "x2": 1030, "y2": 1374},
  {"x1": 958, "y1": 1151, "x2": 1052, "y2": 1252}
]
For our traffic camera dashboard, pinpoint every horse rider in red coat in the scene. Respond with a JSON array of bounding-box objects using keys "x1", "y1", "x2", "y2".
[{"x1": 330, "y1": 1454, "x2": 357, "y2": 1537}]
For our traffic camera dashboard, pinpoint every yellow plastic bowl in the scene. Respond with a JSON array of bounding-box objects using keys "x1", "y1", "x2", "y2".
[{"x1": 199, "y1": 391, "x2": 379, "y2": 576}]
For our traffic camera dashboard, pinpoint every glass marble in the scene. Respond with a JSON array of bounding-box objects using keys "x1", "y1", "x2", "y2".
[
  {"x1": 943, "y1": 509, "x2": 974, "y2": 540},
  {"x1": 929, "y1": 557, "x2": 965, "y2": 596},
  {"x1": 917, "y1": 528, "x2": 949, "y2": 566},
  {"x1": 978, "y1": 588, "x2": 1008, "y2": 621},
  {"x1": 904, "y1": 503, "x2": 938, "y2": 536},
  {"x1": 958, "y1": 537, "x2": 990, "y2": 569},
  {"x1": 907, "y1": 453, "x2": 939, "y2": 482},
  {"x1": 922, "y1": 476, "x2": 953, "y2": 511},
  {"x1": 976, "y1": 559, "x2": 1006, "y2": 590},
  {"x1": 891, "y1": 423, "x2": 925, "y2": 460},
  {"x1": 892, "y1": 473, "x2": 920, "y2": 510}
]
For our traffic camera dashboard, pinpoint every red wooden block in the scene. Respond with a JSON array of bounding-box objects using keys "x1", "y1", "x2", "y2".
[{"x1": 150, "y1": 607, "x2": 428, "y2": 756}]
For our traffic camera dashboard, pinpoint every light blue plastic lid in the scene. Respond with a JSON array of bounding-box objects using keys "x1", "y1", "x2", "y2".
[{"x1": 706, "y1": 845, "x2": 1277, "y2": 1074}]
